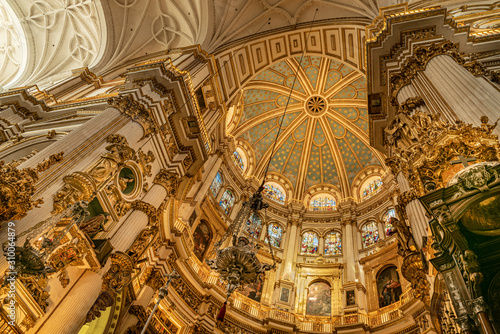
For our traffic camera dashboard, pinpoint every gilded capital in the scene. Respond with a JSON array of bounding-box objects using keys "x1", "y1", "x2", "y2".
[
  {"x1": 108, "y1": 94, "x2": 158, "y2": 139},
  {"x1": 154, "y1": 169, "x2": 180, "y2": 197}
]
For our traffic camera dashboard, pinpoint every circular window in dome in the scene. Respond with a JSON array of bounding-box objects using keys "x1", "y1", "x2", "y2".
[
  {"x1": 305, "y1": 95, "x2": 327, "y2": 116},
  {"x1": 308, "y1": 194, "x2": 336, "y2": 211}
]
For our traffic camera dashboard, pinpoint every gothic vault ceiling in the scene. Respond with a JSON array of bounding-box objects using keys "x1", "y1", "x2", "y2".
[
  {"x1": 230, "y1": 55, "x2": 385, "y2": 199},
  {"x1": 0, "y1": 0, "x2": 489, "y2": 88}
]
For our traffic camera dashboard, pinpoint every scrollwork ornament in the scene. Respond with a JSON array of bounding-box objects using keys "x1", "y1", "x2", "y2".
[
  {"x1": 108, "y1": 95, "x2": 158, "y2": 139},
  {"x1": 454, "y1": 315, "x2": 473, "y2": 332},
  {"x1": 467, "y1": 296, "x2": 489, "y2": 314},
  {"x1": 153, "y1": 169, "x2": 180, "y2": 197}
]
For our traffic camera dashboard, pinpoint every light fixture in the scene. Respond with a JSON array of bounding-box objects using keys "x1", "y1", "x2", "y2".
[{"x1": 205, "y1": 8, "x2": 319, "y2": 324}]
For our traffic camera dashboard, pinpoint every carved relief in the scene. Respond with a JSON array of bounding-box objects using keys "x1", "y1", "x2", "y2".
[
  {"x1": 389, "y1": 41, "x2": 485, "y2": 104},
  {"x1": 108, "y1": 95, "x2": 158, "y2": 139},
  {"x1": 0, "y1": 152, "x2": 63, "y2": 221},
  {"x1": 154, "y1": 169, "x2": 180, "y2": 197},
  {"x1": 384, "y1": 98, "x2": 500, "y2": 196},
  {"x1": 85, "y1": 252, "x2": 135, "y2": 323}
]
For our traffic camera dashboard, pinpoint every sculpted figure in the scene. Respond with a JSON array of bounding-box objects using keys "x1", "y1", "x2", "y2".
[
  {"x1": 460, "y1": 250, "x2": 484, "y2": 298},
  {"x1": 480, "y1": 115, "x2": 499, "y2": 135},
  {"x1": 78, "y1": 213, "x2": 110, "y2": 236}
]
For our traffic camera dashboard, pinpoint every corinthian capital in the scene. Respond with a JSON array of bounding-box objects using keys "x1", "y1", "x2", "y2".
[{"x1": 154, "y1": 169, "x2": 180, "y2": 196}]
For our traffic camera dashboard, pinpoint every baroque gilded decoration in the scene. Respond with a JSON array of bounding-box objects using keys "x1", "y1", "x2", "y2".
[
  {"x1": 108, "y1": 95, "x2": 158, "y2": 139},
  {"x1": 53, "y1": 134, "x2": 155, "y2": 213},
  {"x1": 0, "y1": 152, "x2": 64, "y2": 222},
  {"x1": 85, "y1": 252, "x2": 135, "y2": 323},
  {"x1": 385, "y1": 97, "x2": 500, "y2": 196},
  {"x1": 154, "y1": 169, "x2": 180, "y2": 197},
  {"x1": 389, "y1": 41, "x2": 485, "y2": 105}
]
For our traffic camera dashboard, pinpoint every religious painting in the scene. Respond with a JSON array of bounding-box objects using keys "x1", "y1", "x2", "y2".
[
  {"x1": 240, "y1": 277, "x2": 264, "y2": 302},
  {"x1": 346, "y1": 290, "x2": 356, "y2": 306},
  {"x1": 192, "y1": 221, "x2": 211, "y2": 261},
  {"x1": 118, "y1": 167, "x2": 136, "y2": 194},
  {"x1": 301, "y1": 232, "x2": 319, "y2": 254},
  {"x1": 280, "y1": 287, "x2": 290, "y2": 303},
  {"x1": 377, "y1": 266, "x2": 402, "y2": 308},
  {"x1": 306, "y1": 281, "x2": 331, "y2": 316}
]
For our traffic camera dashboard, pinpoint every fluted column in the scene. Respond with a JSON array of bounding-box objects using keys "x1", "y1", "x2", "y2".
[
  {"x1": 37, "y1": 170, "x2": 175, "y2": 334},
  {"x1": 117, "y1": 285, "x2": 155, "y2": 334},
  {"x1": 377, "y1": 220, "x2": 385, "y2": 240}
]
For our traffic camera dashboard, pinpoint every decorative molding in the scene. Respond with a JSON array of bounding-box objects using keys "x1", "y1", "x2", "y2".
[
  {"x1": 0, "y1": 151, "x2": 63, "y2": 221},
  {"x1": 108, "y1": 95, "x2": 158, "y2": 139}
]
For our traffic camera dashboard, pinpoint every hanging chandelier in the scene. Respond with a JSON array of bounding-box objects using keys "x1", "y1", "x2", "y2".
[
  {"x1": 205, "y1": 8, "x2": 318, "y2": 325},
  {"x1": 206, "y1": 187, "x2": 274, "y2": 298}
]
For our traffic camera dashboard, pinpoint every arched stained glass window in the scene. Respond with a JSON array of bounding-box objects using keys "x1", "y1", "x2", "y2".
[
  {"x1": 262, "y1": 183, "x2": 285, "y2": 204},
  {"x1": 219, "y1": 189, "x2": 235, "y2": 215},
  {"x1": 383, "y1": 209, "x2": 396, "y2": 236},
  {"x1": 265, "y1": 223, "x2": 283, "y2": 248},
  {"x1": 362, "y1": 179, "x2": 382, "y2": 200},
  {"x1": 362, "y1": 222, "x2": 379, "y2": 248},
  {"x1": 246, "y1": 213, "x2": 262, "y2": 239},
  {"x1": 324, "y1": 232, "x2": 342, "y2": 255},
  {"x1": 301, "y1": 232, "x2": 319, "y2": 254},
  {"x1": 232, "y1": 151, "x2": 245, "y2": 171},
  {"x1": 210, "y1": 171, "x2": 223, "y2": 197},
  {"x1": 309, "y1": 195, "x2": 336, "y2": 211}
]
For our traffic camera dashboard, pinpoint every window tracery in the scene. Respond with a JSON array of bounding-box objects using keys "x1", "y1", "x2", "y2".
[
  {"x1": 232, "y1": 150, "x2": 245, "y2": 171},
  {"x1": 362, "y1": 178, "x2": 382, "y2": 200},
  {"x1": 262, "y1": 183, "x2": 285, "y2": 204},
  {"x1": 265, "y1": 223, "x2": 283, "y2": 248},
  {"x1": 309, "y1": 195, "x2": 336, "y2": 211},
  {"x1": 210, "y1": 171, "x2": 223, "y2": 197},
  {"x1": 245, "y1": 213, "x2": 262, "y2": 239},
  {"x1": 301, "y1": 232, "x2": 319, "y2": 254},
  {"x1": 219, "y1": 189, "x2": 235, "y2": 215},
  {"x1": 324, "y1": 231, "x2": 342, "y2": 255},
  {"x1": 362, "y1": 221, "x2": 379, "y2": 248},
  {"x1": 383, "y1": 209, "x2": 396, "y2": 236}
]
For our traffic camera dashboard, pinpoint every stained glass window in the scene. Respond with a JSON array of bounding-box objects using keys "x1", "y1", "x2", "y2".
[
  {"x1": 362, "y1": 221, "x2": 379, "y2": 248},
  {"x1": 262, "y1": 183, "x2": 285, "y2": 204},
  {"x1": 210, "y1": 171, "x2": 223, "y2": 197},
  {"x1": 383, "y1": 209, "x2": 396, "y2": 236},
  {"x1": 265, "y1": 223, "x2": 283, "y2": 248},
  {"x1": 362, "y1": 179, "x2": 383, "y2": 200},
  {"x1": 246, "y1": 213, "x2": 262, "y2": 239},
  {"x1": 309, "y1": 196, "x2": 336, "y2": 211},
  {"x1": 232, "y1": 151, "x2": 245, "y2": 171},
  {"x1": 219, "y1": 189, "x2": 235, "y2": 215},
  {"x1": 324, "y1": 232, "x2": 342, "y2": 255},
  {"x1": 301, "y1": 232, "x2": 319, "y2": 254}
]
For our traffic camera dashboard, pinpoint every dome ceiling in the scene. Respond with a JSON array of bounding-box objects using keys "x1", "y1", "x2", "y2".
[{"x1": 230, "y1": 55, "x2": 385, "y2": 199}]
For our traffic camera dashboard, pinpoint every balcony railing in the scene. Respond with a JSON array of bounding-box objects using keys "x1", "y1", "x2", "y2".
[{"x1": 183, "y1": 240, "x2": 417, "y2": 333}]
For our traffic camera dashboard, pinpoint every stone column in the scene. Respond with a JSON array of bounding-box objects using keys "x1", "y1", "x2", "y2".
[
  {"x1": 36, "y1": 170, "x2": 176, "y2": 334},
  {"x1": 395, "y1": 172, "x2": 426, "y2": 249},
  {"x1": 319, "y1": 235, "x2": 325, "y2": 256},
  {"x1": 377, "y1": 220, "x2": 385, "y2": 240},
  {"x1": 117, "y1": 286, "x2": 155, "y2": 334},
  {"x1": 342, "y1": 221, "x2": 356, "y2": 283},
  {"x1": 282, "y1": 221, "x2": 300, "y2": 281}
]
